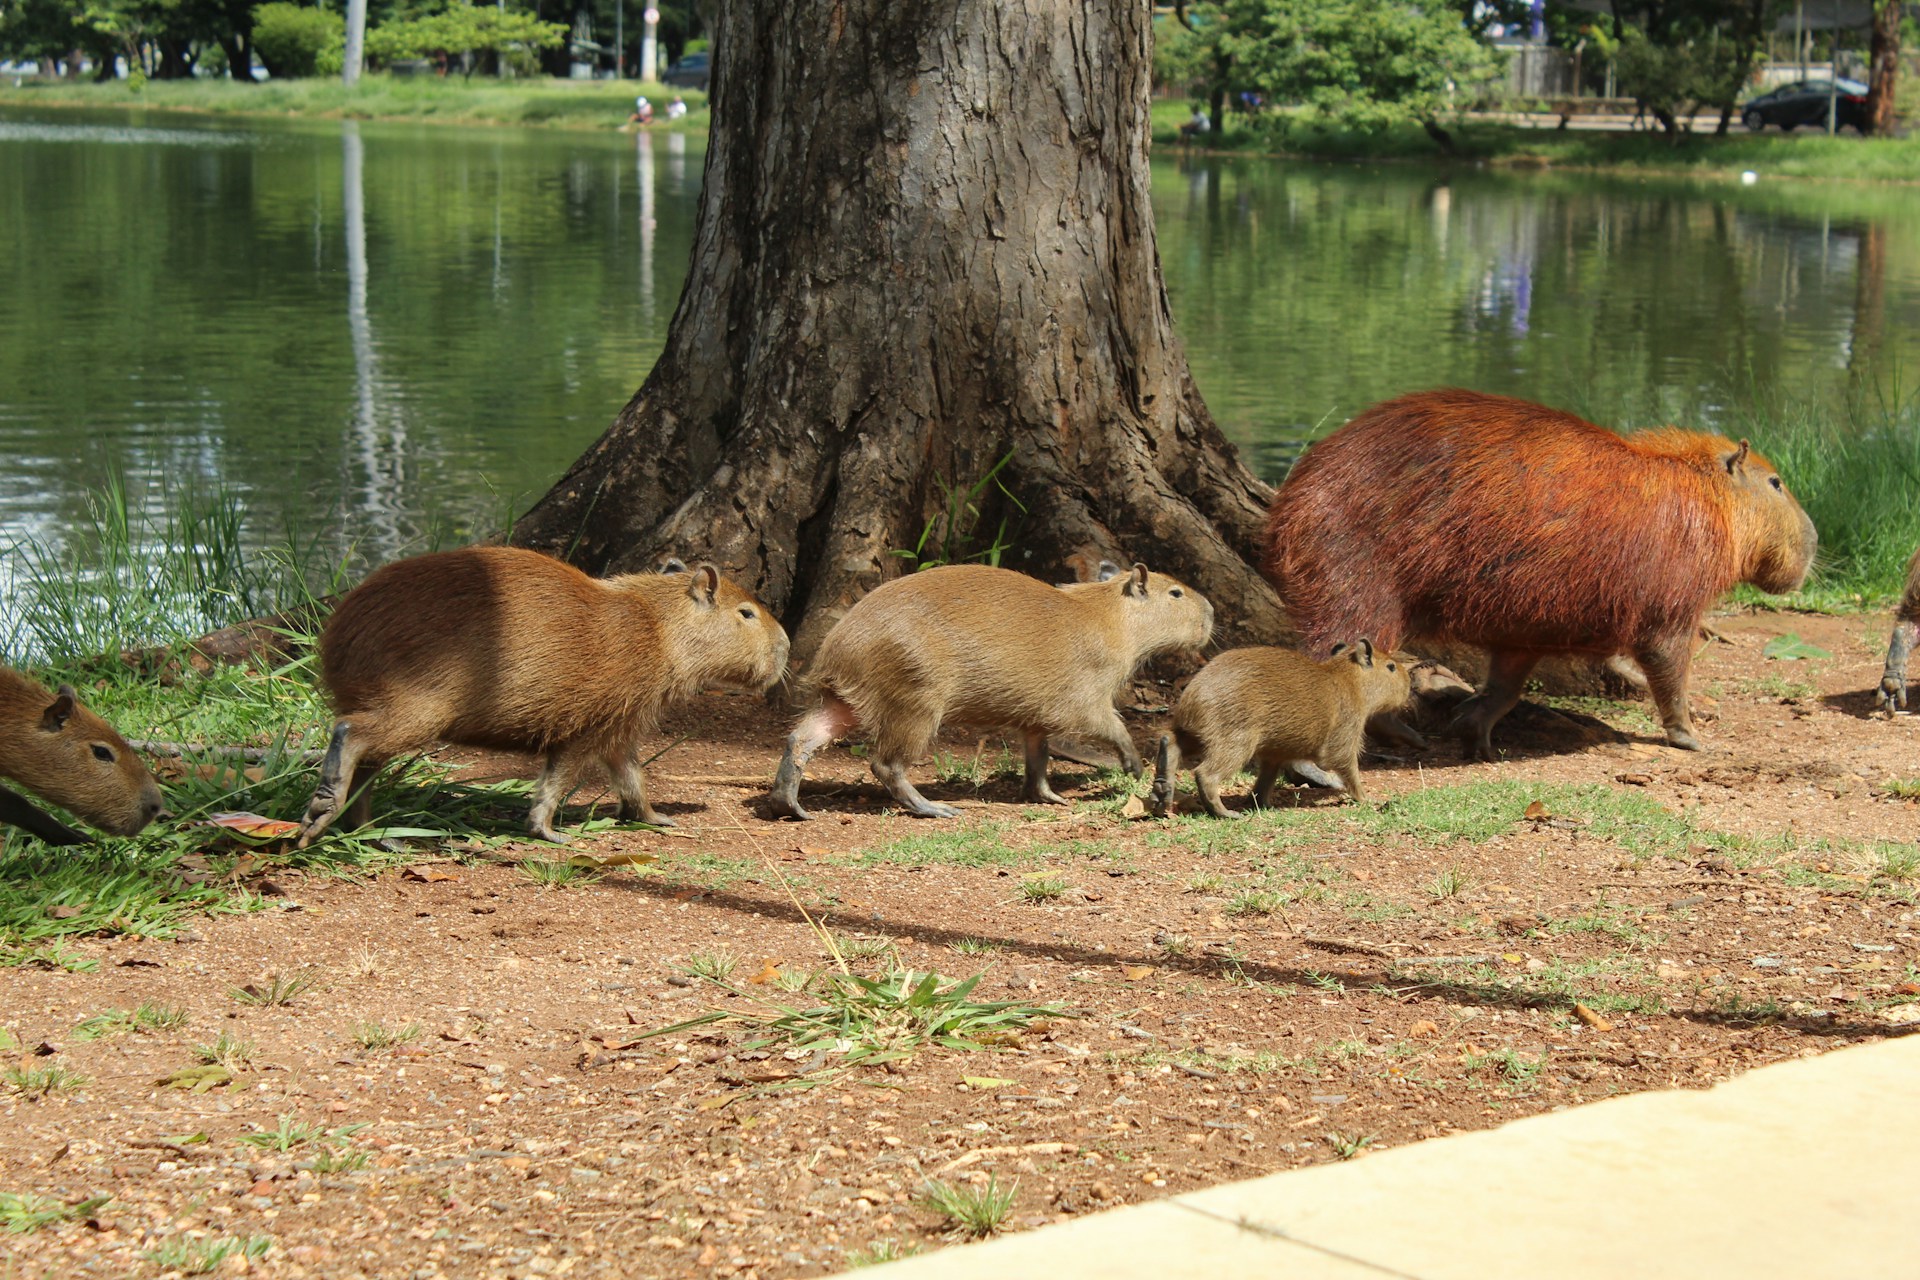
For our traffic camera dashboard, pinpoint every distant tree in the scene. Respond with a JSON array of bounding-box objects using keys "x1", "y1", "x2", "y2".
[
  {"x1": 1607, "y1": 0, "x2": 1773, "y2": 139},
  {"x1": 364, "y1": 7, "x2": 566, "y2": 77},
  {"x1": 1865, "y1": 0, "x2": 1902, "y2": 133},
  {"x1": 1156, "y1": 1, "x2": 1500, "y2": 152},
  {"x1": 252, "y1": 1, "x2": 343, "y2": 78}
]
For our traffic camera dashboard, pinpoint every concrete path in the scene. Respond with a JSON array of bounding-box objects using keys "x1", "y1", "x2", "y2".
[{"x1": 842, "y1": 1033, "x2": 1919, "y2": 1280}]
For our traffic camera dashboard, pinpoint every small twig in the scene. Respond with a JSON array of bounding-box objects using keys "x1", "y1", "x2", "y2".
[{"x1": 130, "y1": 739, "x2": 325, "y2": 766}]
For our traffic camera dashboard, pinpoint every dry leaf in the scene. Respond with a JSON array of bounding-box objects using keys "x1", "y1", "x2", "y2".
[
  {"x1": 1119, "y1": 794, "x2": 1149, "y2": 820},
  {"x1": 1523, "y1": 800, "x2": 1549, "y2": 820},
  {"x1": 962, "y1": 1076, "x2": 1018, "y2": 1090},
  {"x1": 1408, "y1": 1019, "x2": 1441, "y2": 1039},
  {"x1": 745, "y1": 961, "x2": 784, "y2": 985},
  {"x1": 1571, "y1": 1003, "x2": 1613, "y2": 1031},
  {"x1": 205, "y1": 812, "x2": 302, "y2": 840},
  {"x1": 1120, "y1": 965, "x2": 1154, "y2": 981},
  {"x1": 402, "y1": 867, "x2": 458, "y2": 883}
]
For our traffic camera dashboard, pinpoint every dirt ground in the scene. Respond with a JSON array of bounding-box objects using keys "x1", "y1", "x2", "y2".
[{"x1": 4, "y1": 608, "x2": 1918, "y2": 1279}]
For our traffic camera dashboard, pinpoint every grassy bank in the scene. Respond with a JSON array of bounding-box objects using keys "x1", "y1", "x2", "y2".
[
  {"x1": 1149, "y1": 100, "x2": 1920, "y2": 183},
  {"x1": 0, "y1": 73, "x2": 708, "y2": 132}
]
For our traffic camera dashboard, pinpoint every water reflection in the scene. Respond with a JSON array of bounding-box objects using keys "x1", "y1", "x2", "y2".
[{"x1": 342, "y1": 121, "x2": 407, "y2": 562}]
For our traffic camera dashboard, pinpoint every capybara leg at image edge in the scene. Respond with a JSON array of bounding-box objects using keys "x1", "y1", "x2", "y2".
[{"x1": 768, "y1": 697, "x2": 859, "y2": 821}]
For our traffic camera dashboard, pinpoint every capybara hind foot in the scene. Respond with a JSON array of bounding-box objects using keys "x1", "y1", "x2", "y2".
[
  {"x1": 617, "y1": 801, "x2": 676, "y2": 828},
  {"x1": 1284, "y1": 761, "x2": 1342, "y2": 790},
  {"x1": 871, "y1": 760, "x2": 958, "y2": 819},
  {"x1": 766, "y1": 756, "x2": 814, "y2": 821},
  {"x1": 1023, "y1": 732, "x2": 1069, "y2": 805},
  {"x1": 1448, "y1": 697, "x2": 1501, "y2": 763},
  {"x1": 296, "y1": 720, "x2": 361, "y2": 849},
  {"x1": 1148, "y1": 735, "x2": 1178, "y2": 817},
  {"x1": 1664, "y1": 726, "x2": 1704, "y2": 752}
]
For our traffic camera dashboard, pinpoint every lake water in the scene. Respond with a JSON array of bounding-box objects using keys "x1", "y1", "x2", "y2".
[{"x1": 3, "y1": 106, "x2": 1916, "y2": 592}]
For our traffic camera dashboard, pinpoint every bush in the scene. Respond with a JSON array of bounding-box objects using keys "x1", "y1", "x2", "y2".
[{"x1": 251, "y1": 2, "x2": 344, "y2": 79}]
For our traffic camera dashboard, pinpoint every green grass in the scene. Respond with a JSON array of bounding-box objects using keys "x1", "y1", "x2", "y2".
[
  {"x1": 194, "y1": 1031, "x2": 257, "y2": 1069},
  {"x1": 351, "y1": 1020, "x2": 421, "y2": 1051},
  {"x1": 920, "y1": 1175, "x2": 1018, "y2": 1238},
  {"x1": 856, "y1": 824, "x2": 1033, "y2": 869},
  {"x1": 1018, "y1": 873, "x2": 1069, "y2": 903},
  {"x1": 518, "y1": 856, "x2": 604, "y2": 889},
  {"x1": 1150, "y1": 100, "x2": 1920, "y2": 183},
  {"x1": 0, "y1": 73, "x2": 709, "y2": 134},
  {"x1": 142, "y1": 1233, "x2": 274, "y2": 1274},
  {"x1": 0, "y1": 1192, "x2": 111, "y2": 1234},
  {"x1": 73, "y1": 1002, "x2": 188, "y2": 1041},
  {"x1": 3, "y1": 1065, "x2": 87, "y2": 1097},
  {"x1": 230, "y1": 969, "x2": 321, "y2": 1007},
  {"x1": 847, "y1": 1239, "x2": 924, "y2": 1267}
]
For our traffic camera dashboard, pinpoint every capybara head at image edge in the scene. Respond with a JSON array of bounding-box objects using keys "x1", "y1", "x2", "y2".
[
  {"x1": 0, "y1": 665, "x2": 165, "y2": 837},
  {"x1": 1260, "y1": 388, "x2": 1819, "y2": 658}
]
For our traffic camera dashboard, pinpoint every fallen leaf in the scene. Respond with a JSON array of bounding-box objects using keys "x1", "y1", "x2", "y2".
[
  {"x1": 1615, "y1": 773, "x2": 1653, "y2": 786},
  {"x1": 1118, "y1": 794, "x2": 1149, "y2": 820},
  {"x1": 745, "y1": 961, "x2": 784, "y2": 985},
  {"x1": 1571, "y1": 1003, "x2": 1613, "y2": 1031},
  {"x1": 402, "y1": 867, "x2": 458, "y2": 883},
  {"x1": 1408, "y1": 1019, "x2": 1440, "y2": 1039},
  {"x1": 205, "y1": 812, "x2": 302, "y2": 840},
  {"x1": 46, "y1": 906, "x2": 82, "y2": 920},
  {"x1": 1762, "y1": 632, "x2": 1831, "y2": 662},
  {"x1": 1120, "y1": 965, "x2": 1154, "y2": 982},
  {"x1": 157, "y1": 1065, "x2": 233, "y2": 1093},
  {"x1": 962, "y1": 1076, "x2": 1018, "y2": 1090},
  {"x1": 1523, "y1": 800, "x2": 1549, "y2": 820}
]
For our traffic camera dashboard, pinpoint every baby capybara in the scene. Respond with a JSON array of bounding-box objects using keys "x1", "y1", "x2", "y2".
[
  {"x1": 1264, "y1": 389, "x2": 1817, "y2": 760},
  {"x1": 0, "y1": 664, "x2": 165, "y2": 844},
  {"x1": 1877, "y1": 545, "x2": 1920, "y2": 713},
  {"x1": 297, "y1": 547, "x2": 790, "y2": 846},
  {"x1": 767, "y1": 563, "x2": 1213, "y2": 820},
  {"x1": 1150, "y1": 640, "x2": 1410, "y2": 817}
]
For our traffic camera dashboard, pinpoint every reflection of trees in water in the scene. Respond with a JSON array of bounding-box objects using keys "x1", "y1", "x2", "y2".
[
  {"x1": 1152, "y1": 160, "x2": 1915, "y2": 459},
  {"x1": 342, "y1": 121, "x2": 410, "y2": 564}
]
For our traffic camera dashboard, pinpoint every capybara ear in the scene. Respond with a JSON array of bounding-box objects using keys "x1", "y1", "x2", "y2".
[
  {"x1": 1329, "y1": 642, "x2": 1351, "y2": 659},
  {"x1": 1724, "y1": 439, "x2": 1751, "y2": 475},
  {"x1": 1349, "y1": 639, "x2": 1376, "y2": 668},
  {"x1": 657, "y1": 556, "x2": 688, "y2": 575},
  {"x1": 1095, "y1": 561, "x2": 1123, "y2": 583},
  {"x1": 687, "y1": 564, "x2": 721, "y2": 607},
  {"x1": 1126, "y1": 563, "x2": 1149, "y2": 597},
  {"x1": 41, "y1": 688, "x2": 76, "y2": 732}
]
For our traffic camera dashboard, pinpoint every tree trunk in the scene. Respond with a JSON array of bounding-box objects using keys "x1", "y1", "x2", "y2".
[
  {"x1": 1420, "y1": 116, "x2": 1455, "y2": 154},
  {"x1": 1867, "y1": 1, "x2": 1902, "y2": 134},
  {"x1": 513, "y1": 0, "x2": 1287, "y2": 662},
  {"x1": 1209, "y1": 82, "x2": 1226, "y2": 137}
]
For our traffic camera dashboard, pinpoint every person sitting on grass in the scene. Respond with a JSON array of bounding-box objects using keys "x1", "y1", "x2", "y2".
[
  {"x1": 629, "y1": 96, "x2": 654, "y2": 125},
  {"x1": 1179, "y1": 106, "x2": 1210, "y2": 139},
  {"x1": 666, "y1": 96, "x2": 688, "y2": 120}
]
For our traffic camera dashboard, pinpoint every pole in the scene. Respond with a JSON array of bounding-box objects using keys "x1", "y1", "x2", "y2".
[
  {"x1": 1828, "y1": 28, "x2": 1839, "y2": 134},
  {"x1": 342, "y1": 0, "x2": 366, "y2": 86},
  {"x1": 616, "y1": 0, "x2": 624, "y2": 79},
  {"x1": 641, "y1": 6, "x2": 659, "y2": 84}
]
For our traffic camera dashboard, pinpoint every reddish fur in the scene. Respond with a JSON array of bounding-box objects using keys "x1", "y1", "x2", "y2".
[
  {"x1": 1262, "y1": 389, "x2": 1817, "y2": 660},
  {"x1": 0, "y1": 664, "x2": 164, "y2": 836}
]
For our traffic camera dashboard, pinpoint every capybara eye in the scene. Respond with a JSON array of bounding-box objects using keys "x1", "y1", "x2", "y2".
[
  {"x1": 737, "y1": 606, "x2": 756, "y2": 620},
  {"x1": 1169, "y1": 588, "x2": 1183, "y2": 598},
  {"x1": 91, "y1": 744, "x2": 115, "y2": 763},
  {"x1": 1769, "y1": 476, "x2": 1783, "y2": 492}
]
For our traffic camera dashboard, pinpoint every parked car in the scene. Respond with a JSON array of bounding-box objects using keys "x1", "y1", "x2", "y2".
[
  {"x1": 1741, "y1": 79, "x2": 1870, "y2": 133},
  {"x1": 662, "y1": 51, "x2": 709, "y2": 92}
]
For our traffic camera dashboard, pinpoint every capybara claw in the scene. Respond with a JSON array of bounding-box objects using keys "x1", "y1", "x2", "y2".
[
  {"x1": 1876, "y1": 679, "x2": 1905, "y2": 715},
  {"x1": 1664, "y1": 728, "x2": 1704, "y2": 752},
  {"x1": 908, "y1": 800, "x2": 960, "y2": 819},
  {"x1": 529, "y1": 824, "x2": 572, "y2": 845}
]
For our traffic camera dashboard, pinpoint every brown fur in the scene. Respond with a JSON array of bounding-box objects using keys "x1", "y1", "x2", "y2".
[
  {"x1": 1877, "y1": 545, "x2": 1920, "y2": 713},
  {"x1": 0, "y1": 665, "x2": 164, "y2": 840},
  {"x1": 297, "y1": 547, "x2": 789, "y2": 845},
  {"x1": 1262, "y1": 389, "x2": 1818, "y2": 759},
  {"x1": 1150, "y1": 641, "x2": 1411, "y2": 817},
  {"x1": 768, "y1": 563, "x2": 1213, "y2": 819}
]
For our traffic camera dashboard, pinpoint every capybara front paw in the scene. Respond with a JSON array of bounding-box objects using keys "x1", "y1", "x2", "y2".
[
  {"x1": 1877, "y1": 678, "x2": 1906, "y2": 715},
  {"x1": 909, "y1": 801, "x2": 960, "y2": 819},
  {"x1": 1664, "y1": 727, "x2": 1704, "y2": 751},
  {"x1": 529, "y1": 824, "x2": 573, "y2": 845}
]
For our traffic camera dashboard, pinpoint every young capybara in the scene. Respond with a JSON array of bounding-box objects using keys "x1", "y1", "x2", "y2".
[
  {"x1": 296, "y1": 547, "x2": 790, "y2": 846},
  {"x1": 0, "y1": 665, "x2": 165, "y2": 844},
  {"x1": 1876, "y1": 545, "x2": 1920, "y2": 714},
  {"x1": 767, "y1": 562, "x2": 1213, "y2": 820},
  {"x1": 1263, "y1": 389, "x2": 1818, "y2": 760},
  {"x1": 1149, "y1": 640, "x2": 1411, "y2": 818}
]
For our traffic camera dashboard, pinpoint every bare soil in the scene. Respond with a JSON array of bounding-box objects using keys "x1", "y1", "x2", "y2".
[{"x1": 4, "y1": 609, "x2": 1918, "y2": 1279}]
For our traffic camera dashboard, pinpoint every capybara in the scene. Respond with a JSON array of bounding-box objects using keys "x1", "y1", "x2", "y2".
[
  {"x1": 1263, "y1": 389, "x2": 1818, "y2": 760},
  {"x1": 297, "y1": 547, "x2": 790, "y2": 846},
  {"x1": 0, "y1": 665, "x2": 165, "y2": 844},
  {"x1": 767, "y1": 563, "x2": 1213, "y2": 820},
  {"x1": 1149, "y1": 640, "x2": 1411, "y2": 817},
  {"x1": 1877, "y1": 545, "x2": 1920, "y2": 714}
]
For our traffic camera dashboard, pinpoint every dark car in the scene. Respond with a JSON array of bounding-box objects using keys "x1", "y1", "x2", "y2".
[
  {"x1": 662, "y1": 51, "x2": 709, "y2": 92},
  {"x1": 1742, "y1": 79, "x2": 1870, "y2": 133}
]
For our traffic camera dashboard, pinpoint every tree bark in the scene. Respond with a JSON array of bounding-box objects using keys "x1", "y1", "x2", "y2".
[
  {"x1": 513, "y1": 0, "x2": 1288, "y2": 661},
  {"x1": 1867, "y1": 1, "x2": 1903, "y2": 134}
]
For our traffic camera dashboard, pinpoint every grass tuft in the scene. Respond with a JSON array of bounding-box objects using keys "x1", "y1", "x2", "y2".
[
  {"x1": 0, "y1": 1191, "x2": 110, "y2": 1233},
  {"x1": 920, "y1": 1175, "x2": 1018, "y2": 1238}
]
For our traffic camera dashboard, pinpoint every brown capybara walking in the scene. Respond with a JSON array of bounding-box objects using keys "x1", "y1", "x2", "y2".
[
  {"x1": 1149, "y1": 640, "x2": 1411, "y2": 817},
  {"x1": 0, "y1": 665, "x2": 165, "y2": 845},
  {"x1": 1263, "y1": 389, "x2": 1817, "y2": 760},
  {"x1": 297, "y1": 547, "x2": 789, "y2": 846},
  {"x1": 1876, "y1": 545, "x2": 1920, "y2": 713},
  {"x1": 767, "y1": 563, "x2": 1213, "y2": 820}
]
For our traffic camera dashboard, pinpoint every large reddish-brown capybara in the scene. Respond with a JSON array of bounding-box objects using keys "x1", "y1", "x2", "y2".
[{"x1": 1262, "y1": 389, "x2": 1818, "y2": 760}]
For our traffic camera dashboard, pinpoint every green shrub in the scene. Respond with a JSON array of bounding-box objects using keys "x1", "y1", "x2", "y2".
[{"x1": 251, "y1": 3, "x2": 345, "y2": 79}]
